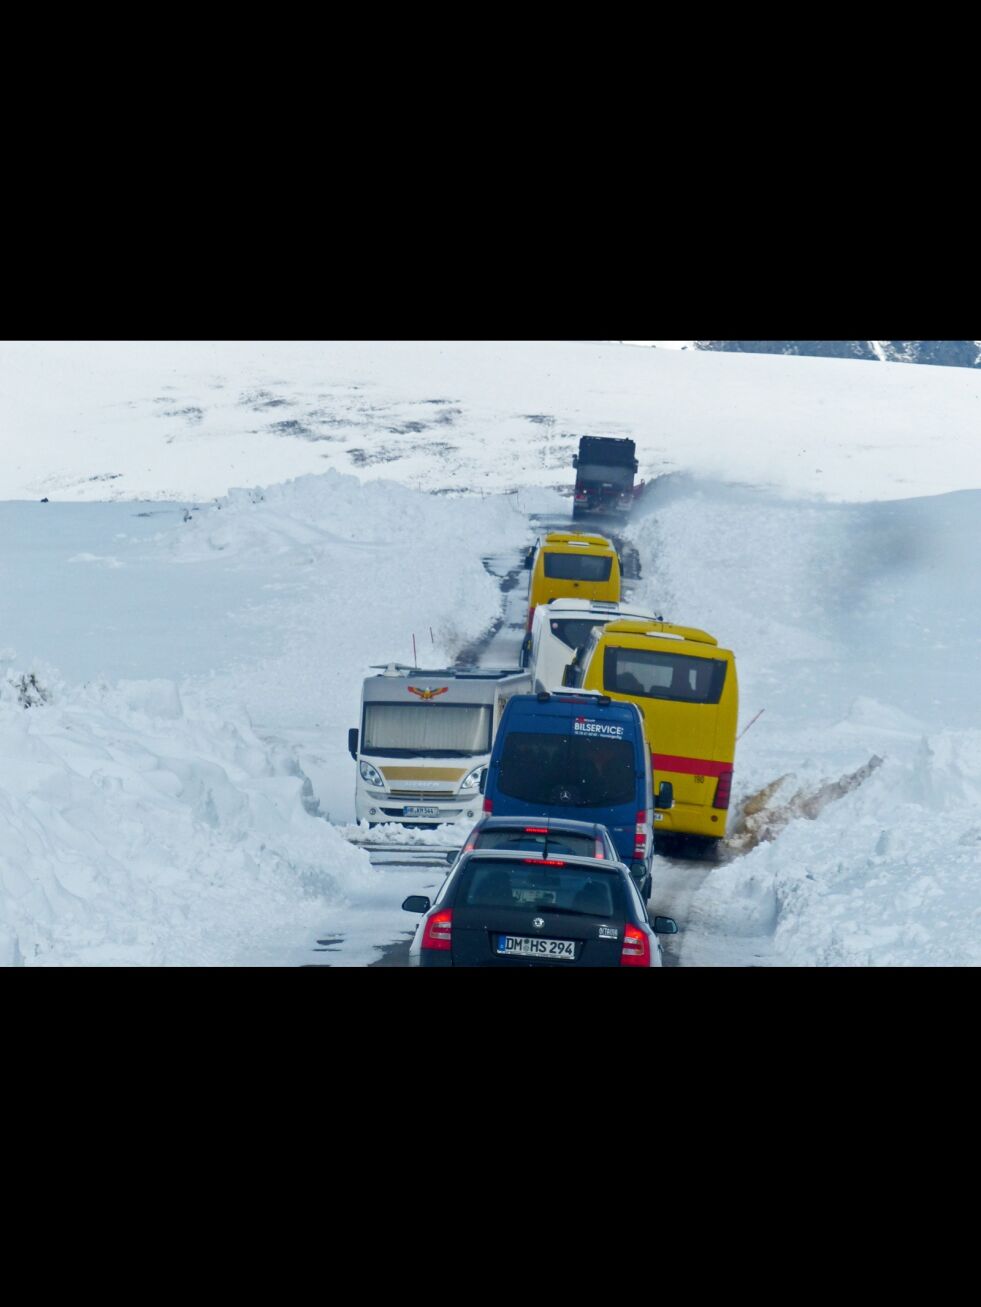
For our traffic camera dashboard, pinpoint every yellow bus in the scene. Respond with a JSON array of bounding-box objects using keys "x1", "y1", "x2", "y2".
[
  {"x1": 524, "y1": 532, "x2": 622, "y2": 638},
  {"x1": 573, "y1": 619, "x2": 738, "y2": 845}
]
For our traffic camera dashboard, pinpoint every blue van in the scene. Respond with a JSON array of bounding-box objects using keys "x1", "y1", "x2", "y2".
[{"x1": 480, "y1": 690, "x2": 673, "y2": 900}]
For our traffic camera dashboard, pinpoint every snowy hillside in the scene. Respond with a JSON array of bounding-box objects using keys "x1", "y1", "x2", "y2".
[
  {"x1": 3, "y1": 340, "x2": 981, "y2": 503},
  {"x1": 3, "y1": 340, "x2": 981, "y2": 966},
  {"x1": 624, "y1": 340, "x2": 981, "y2": 368}
]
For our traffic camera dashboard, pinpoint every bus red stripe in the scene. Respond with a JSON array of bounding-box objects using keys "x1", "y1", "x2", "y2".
[{"x1": 652, "y1": 753, "x2": 733, "y2": 778}]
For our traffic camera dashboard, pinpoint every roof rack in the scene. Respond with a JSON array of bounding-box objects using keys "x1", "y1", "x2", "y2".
[{"x1": 369, "y1": 664, "x2": 525, "y2": 678}]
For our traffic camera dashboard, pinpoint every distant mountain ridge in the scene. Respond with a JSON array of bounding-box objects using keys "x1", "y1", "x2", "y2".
[{"x1": 690, "y1": 341, "x2": 981, "y2": 368}]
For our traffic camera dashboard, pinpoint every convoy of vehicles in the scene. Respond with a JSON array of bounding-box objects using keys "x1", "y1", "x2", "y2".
[
  {"x1": 348, "y1": 664, "x2": 530, "y2": 827},
  {"x1": 402, "y1": 848, "x2": 678, "y2": 967},
  {"x1": 350, "y1": 430, "x2": 741, "y2": 964},
  {"x1": 572, "y1": 436, "x2": 639, "y2": 518},
  {"x1": 569, "y1": 619, "x2": 739, "y2": 846},
  {"x1": 524, "y1": 531, "x2": 622, "y2": 640}
]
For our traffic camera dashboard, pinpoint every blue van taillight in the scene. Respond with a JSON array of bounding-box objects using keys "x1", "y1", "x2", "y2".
[
  {"x1": 634, "y1": 810, "x2": 648, "y2": 856},
  {"x1": 713, "y1": 770, "x2": 733, "y2": 809},
  {"x1": 482, "y1": 797, "x2": 493, "y2": 814}
]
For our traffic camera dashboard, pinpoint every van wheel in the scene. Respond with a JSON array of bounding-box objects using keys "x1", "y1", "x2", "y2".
[{"x1": 641, "y1": 874, "x2": 652, "y2": 902}]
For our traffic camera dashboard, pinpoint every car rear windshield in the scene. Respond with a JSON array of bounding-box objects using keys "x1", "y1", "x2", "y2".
[
  {"x1": 498, "y1": 730, "x2": 636, "y2": 807},
  {"x1": 473, "y1": 828, "x2": 599, "y2": 858},
  {"x1": 543, "y1": 552, "x2": 613, "y2": 582},
  {"x1": 459, "y1": 858, "x2": 624, "y2": 918},
  {"x1": 548, "y1": 618, "x2": 606, "y2": 650},
  {"x1": 603, "y1": 648, "x2": 727, "y2": 704},
  {"x1": 362, "y1": 703, "x2": 492, "y2": 756}
]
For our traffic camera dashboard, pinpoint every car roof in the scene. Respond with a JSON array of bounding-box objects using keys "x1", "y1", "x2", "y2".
[
  {"x1": 455, "y1": 849, "x2": 631, "y2": 875},
  {"x1": 476, "y1": 815, "x2": 609, "y2": 837}
]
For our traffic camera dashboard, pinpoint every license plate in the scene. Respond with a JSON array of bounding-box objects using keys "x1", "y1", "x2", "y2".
[
  {"x1": 496, "y1": 935, "x2": 576, "y2": 960},
  {"x1": 404, "y1": 805, "x2": 440, "y2": 818}
]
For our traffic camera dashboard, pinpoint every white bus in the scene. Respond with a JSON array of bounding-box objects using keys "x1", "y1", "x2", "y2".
[{"x1": 526, "y1": 599, "x2": 663, "y2": 694}]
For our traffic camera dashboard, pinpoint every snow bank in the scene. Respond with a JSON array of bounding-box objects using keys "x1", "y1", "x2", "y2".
[
  {"x1": 0, "y1": 470, "x2": 533, "y2": 965},
  {"x1": 627, "y1": 479, "x2": 981, "y2": 966},
  {"x1": 166, "y1": 470, "x2": 531, "y2": 822},
  {"x1": 0, "y1": 658, "x2": 375, "y2": 966}
]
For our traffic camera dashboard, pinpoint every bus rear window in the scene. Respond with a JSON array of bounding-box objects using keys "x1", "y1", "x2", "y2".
[
  {"x1": 543, "y1": 553, "x2": 613, "y2": 582},
  {"x1": 603, "y1": 648, "x2": 727, "y2": 705}
]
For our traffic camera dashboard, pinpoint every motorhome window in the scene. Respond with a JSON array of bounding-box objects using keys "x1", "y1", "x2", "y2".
[
  {"x1": 543, "y1": 553, "x2": 613, "y2": 582},
  {"x1": 549, "y1": 618, "x2": 605, "y2": 650},
  {"x1": 498, "y1": 731, "x2": 635, "y2": 807},
  {"x1": 603, "y1": 648, "x2": 727, "y2": 705},
  {"x1": 362, "y1": 704, "x2": 492, "y2": 756},
  {"x1": 460, "y1": 858, "x2": 624, "y2": 917}
]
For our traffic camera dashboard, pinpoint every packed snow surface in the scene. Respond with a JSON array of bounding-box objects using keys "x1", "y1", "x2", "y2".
[{"x1": 3, "y1": 340, "x2": 981, "y2": 965}]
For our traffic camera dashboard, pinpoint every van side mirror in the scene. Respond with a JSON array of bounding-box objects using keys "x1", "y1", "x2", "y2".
[
  {"x1": 402, "y1": 895, "x2": 432, "y2": 914},
  {"x1": 348, "y1": 728, "x2": 359, "y2": 760},
  {"x1": 654, "y1": 781, "x2": 674, "y2": 809},
  {"x1": 478, "y1": 767, "x2": 487, "y2": 794},
  {"x1": 523, "y1": 551, "x2": 533, "y2": 570}
]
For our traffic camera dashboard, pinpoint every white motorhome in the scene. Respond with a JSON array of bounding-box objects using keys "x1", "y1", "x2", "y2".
[
  {"x1": 348, "y1": 664, "x2": 531, "y2": 826},
  {"x1": 526, "y1": 599, "x2": 663, "y2": 693}
]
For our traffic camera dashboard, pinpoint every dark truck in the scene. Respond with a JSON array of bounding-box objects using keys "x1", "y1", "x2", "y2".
[{"x1": 572, "y1": 436, "x2": 639, "y2": 518}]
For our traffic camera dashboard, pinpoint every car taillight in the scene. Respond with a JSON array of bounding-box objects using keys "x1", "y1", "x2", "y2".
[
  {"x1": 482, "y1": 797, "x2": 493, "y2": 814},
  {"x1": 594, "y1": 838, "x2": 605, "y2": 859},
  {"x1": 524, "y1": 827, "x2": 548, "y2": 833},
  {"x1": 713, "y1": 769, "x2": 733, "y2": 809},
  {"x1": 421, "y1": 909, "x2": 453, "y2": 951},
  {"x1": 620, "y1": 924, "x2": 650, "y2": 967},
  {"x1": 525, "y1": 858, "x2": 566, "y2": 866}
]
